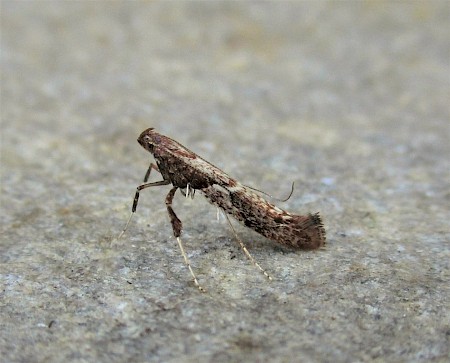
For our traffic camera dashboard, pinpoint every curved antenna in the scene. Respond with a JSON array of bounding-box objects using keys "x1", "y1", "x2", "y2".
[{"x1": 243, "y1": 181, "x2": 295, "y2": 202}]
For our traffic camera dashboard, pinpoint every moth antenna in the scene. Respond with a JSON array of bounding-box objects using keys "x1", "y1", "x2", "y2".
[{"x1": 244, "y1": 181, "x2": 295, "y2": 202}]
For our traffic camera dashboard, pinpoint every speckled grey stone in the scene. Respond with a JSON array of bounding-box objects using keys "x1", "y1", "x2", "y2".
[{"x1": 1, "y1": 2, "x2": 449, "y2": 362}]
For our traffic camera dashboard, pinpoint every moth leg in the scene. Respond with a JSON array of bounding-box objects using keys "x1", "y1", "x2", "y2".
[
  {"x1": 117, "y1": 179, "x2": 170, "y2": 240},
  {"x1": 132, "y1": 179, "x2": 170, "y2": 213},
  {"x1": 223, "y1": 212, "x2": 272, "y2": 281},
  {"x1": 165, "y1": 187, "x2": 205, "y2": 292},
  {"x1": 176, "y1": 237, "x2": 205, "y2": 292},
  {"x1": 165, "y1": 187, "x2": 182, "y2": 237},
  {"x1": 143, "y1": 162, "x2": 159, "y2": 183}
]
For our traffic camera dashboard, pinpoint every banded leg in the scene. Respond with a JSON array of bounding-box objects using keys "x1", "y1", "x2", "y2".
[
  {"x1": 165, "y1": 187, "x2": 205, "y2": 292},
  {"x1": 117, "y1": 176, "x2": 170, "y2": 240},
  {"x1": 143, "y1": 162, "x2": 159, "y2": 183}
]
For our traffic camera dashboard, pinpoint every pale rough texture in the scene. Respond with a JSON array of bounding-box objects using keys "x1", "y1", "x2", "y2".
[{"x1": 1, "y1": 2, "x2": 449, "y2": 363}]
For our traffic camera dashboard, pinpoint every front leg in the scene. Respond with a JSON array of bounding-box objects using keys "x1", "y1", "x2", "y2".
[
  {"x1": 143, "y1": 162, "x2": 159, "y2": 183},
  {"x1": 132, "y1": 179, "x2": 170, "y2": 213},
  {"x1": 117, "y1": 176, "x2": 170, "y2": 240}
]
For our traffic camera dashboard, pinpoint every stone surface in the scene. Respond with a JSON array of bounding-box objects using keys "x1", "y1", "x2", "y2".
[{"x1": 1, "y1": 2, "x2": 449, "y2": 362}]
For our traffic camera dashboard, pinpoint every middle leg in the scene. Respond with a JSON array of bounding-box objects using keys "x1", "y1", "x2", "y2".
[{"x1": 165, "y1": 187, "x2": 205, "y2": 292}]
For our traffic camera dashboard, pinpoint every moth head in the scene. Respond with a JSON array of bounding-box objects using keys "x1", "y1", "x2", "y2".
[{"x1": 138, "y1": 127, "x2": 160, "y2": 153}]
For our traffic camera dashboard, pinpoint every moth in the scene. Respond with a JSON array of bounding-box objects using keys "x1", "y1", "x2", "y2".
[{"x1": 119, "y1": 128, "x2": 326, "y2": 291}]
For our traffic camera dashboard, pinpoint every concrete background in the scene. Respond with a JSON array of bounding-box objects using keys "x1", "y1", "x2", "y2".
[{"x1": 1, "y1": 1, "x2": 449, "y2": 362}]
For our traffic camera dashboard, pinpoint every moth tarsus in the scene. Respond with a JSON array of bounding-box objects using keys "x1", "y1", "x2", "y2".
[{"x1": 119, "y1": 128, "x2": 326, "y2": 291}]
